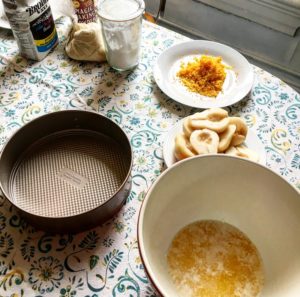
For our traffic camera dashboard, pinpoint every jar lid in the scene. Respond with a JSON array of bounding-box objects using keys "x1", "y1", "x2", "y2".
[{"x1": 98, "y1": 0, "x2": 145, "y2": 21}]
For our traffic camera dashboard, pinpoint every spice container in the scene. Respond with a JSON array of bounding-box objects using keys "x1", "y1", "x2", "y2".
[
  {"x1": 98, "y1": 0, "x2": 145, "y2": 71},
  {"x1": 71, "y1": 0, "x2": 97, "y2": 23}
]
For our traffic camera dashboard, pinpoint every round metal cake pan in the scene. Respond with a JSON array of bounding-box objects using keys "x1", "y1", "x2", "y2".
[{"x1": 0, "y1": 110, "x2": 133, "y2": 233}]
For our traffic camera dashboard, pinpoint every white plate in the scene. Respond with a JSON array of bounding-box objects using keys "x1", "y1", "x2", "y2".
[
  {"x1": 153, "y1": 40, "x2": 254, "y2": 109},
  {"x1": 163, "y1": 118, "x2": 266, "y2": 168}
]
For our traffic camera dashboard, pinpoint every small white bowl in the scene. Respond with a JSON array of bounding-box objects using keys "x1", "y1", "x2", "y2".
[{"x1": 138, "y1": 155, "x2": 300, "y2": 297}]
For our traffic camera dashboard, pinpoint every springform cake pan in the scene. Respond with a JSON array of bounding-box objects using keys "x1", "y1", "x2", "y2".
[{"x1": 0, "y1": 110, "x2": 132, "y2": 233}]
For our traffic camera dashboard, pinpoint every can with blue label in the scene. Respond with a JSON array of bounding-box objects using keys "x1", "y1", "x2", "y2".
[{"x1": 3, "y1": 0, "x2": 59, "y2": 61}]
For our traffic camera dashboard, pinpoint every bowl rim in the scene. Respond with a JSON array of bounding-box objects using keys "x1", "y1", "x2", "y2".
[{"x1": 137, "y1": 154, "x2": 300, "y2": 295}]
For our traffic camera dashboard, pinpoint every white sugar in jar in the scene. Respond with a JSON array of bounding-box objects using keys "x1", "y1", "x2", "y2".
[{"x1": 98, "y1": 0, "x2": 145, "y2": 71}]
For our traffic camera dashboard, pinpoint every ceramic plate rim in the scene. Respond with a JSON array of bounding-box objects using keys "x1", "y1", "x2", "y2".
[
  {"x1": 153, "y1": 40, "x2": 254, "y2": 109},
  {"x1": 163, "y1": 118, "x2": 266, "y2": 168}
]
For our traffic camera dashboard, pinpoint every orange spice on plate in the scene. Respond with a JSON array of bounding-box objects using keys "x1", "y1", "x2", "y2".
[{"x1": 177, "y1": 55, "x2": 227, "y2": 97}]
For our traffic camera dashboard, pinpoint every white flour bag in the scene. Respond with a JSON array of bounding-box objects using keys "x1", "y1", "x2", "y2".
[{"x1": 2, "y1": 0, "x2": 59, "y2": 61}]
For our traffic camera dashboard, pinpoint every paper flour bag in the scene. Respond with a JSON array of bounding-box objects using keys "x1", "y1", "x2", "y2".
[{"x1": 2, "y1": 0, "x2": 59, "y2": 61}]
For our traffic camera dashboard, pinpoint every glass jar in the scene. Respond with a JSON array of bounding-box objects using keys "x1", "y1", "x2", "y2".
[{"x1": 98, "y1": 0, "x2": 145, "y2": 71}]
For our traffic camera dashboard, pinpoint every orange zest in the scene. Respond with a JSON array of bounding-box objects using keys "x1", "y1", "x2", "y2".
[{"x1": 177, "y1": 55, "x2": 227, "y2": 97}]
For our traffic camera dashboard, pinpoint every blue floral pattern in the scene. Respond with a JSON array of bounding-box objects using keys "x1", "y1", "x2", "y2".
[
  {"x1": 29, "y1": 256, "x2": 64, "y2": 294},
  {"x1": 0, "y1": 17, "x2": 299, "y2": 296}
]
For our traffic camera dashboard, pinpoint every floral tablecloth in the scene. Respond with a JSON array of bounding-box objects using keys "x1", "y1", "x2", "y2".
[{"x1": 0, "y1": 16, "x2": 299, "y2": 297}]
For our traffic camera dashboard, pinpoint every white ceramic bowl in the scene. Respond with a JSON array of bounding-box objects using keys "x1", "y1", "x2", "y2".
[{"x1": 138, "y1": 155, "x2": 300, "y2": 297}]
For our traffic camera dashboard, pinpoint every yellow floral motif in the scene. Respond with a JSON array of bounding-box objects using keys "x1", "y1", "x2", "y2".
[
  {"x1": 0, "y1": 91, "x2": 21, "y2": 106},
  {"x1": 13, "y1": 55, "x2": 28, "y2": 69},
  {"x1": 1, "y1": 268, "x2": 23, "y2": 279},
  {"x1": 135, "y1": 102, "x2": 145, "y2": 110},
  {"x1": 0, "y1": 269, "x2": 24, "y2": 289},
  {"x1": 135, "y1": 256, "x2": 142, "y2": 264},
  {"x1": 46, "y1": 59, "x2": 55, "y2": 66},
  {"x1": 51, "y1": 105, "x2": 62, "y2": 112},
  {"x1": 22, "y1": 104, "x2": 41, "y2": 124},
  {"x1": 160, "y1": 121, "x2": 168, "y2": 129},
  {"x1": 15, "y1": 92, "x2": 21, "y2": 101},
  {"x1": 11, "y1": 78, "x2": 20, "y2": 85},
  {"x1": 271, "y1": 129, "x2": 291, "y2": 153},
  {"x1": 71, "y1": 66, "x2": 80, "y2": 73},
  {"x1": 60, "y1": 61, "x2": 69, "y2": 68},
  {"x1": 148, "y1": 109, "x2": 157, "y2": 118},
  {"x1": 78, "y1": 77, "x2": 88, "y2": 83}
]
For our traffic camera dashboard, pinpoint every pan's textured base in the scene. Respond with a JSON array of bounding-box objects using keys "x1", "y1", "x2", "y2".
[{"x1": 11, "y1": 131, "x2": 128, "y2": 217}]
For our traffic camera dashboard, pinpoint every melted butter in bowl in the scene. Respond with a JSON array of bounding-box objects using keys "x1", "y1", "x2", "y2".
[
  {"x1": 167, "y1": 220, "x2": 264, "y2": 297},
  {"x1": 138, "y1": 156, "x2": 300, "y2": 297}
]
